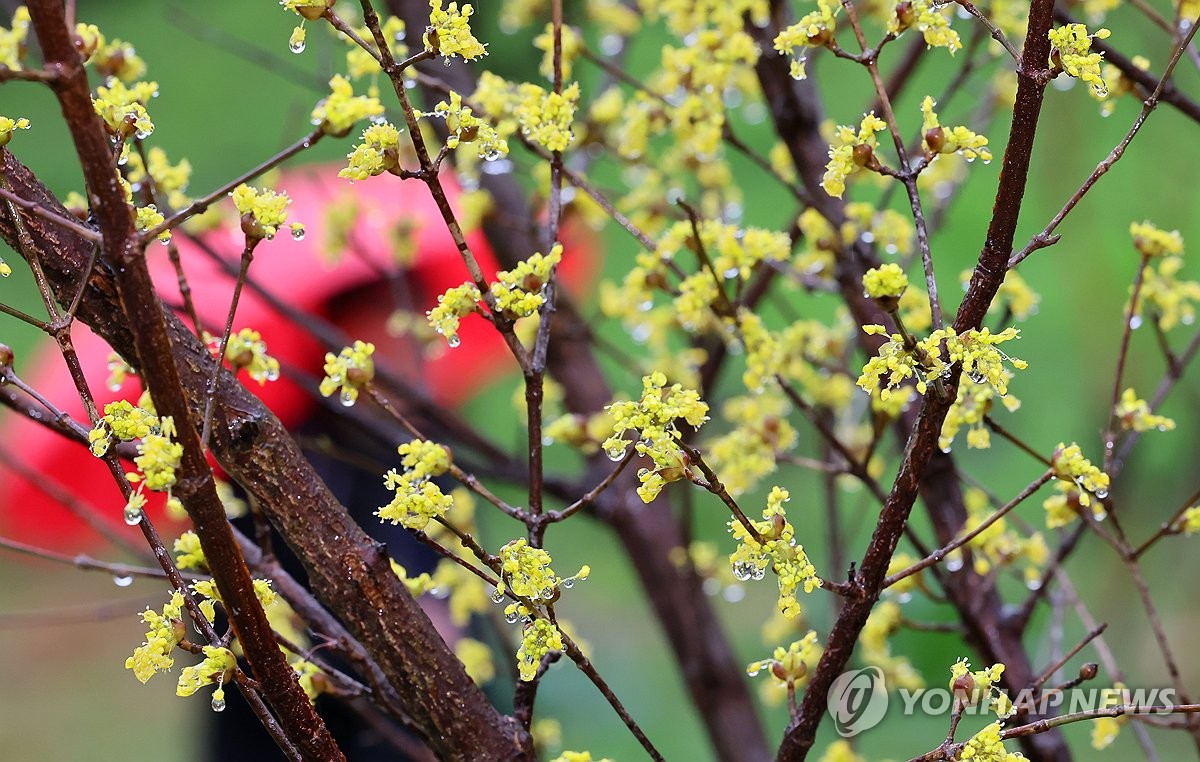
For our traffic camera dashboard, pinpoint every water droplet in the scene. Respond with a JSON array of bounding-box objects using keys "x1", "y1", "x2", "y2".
[
  {"x1": 490, "y1": 587, "x2": 504, "y2": 604},
  {"x1": 1094, "y1": 487, "x2": 1109, "y2": 499},
  {"x1": 265, "y1": 368, "x2": 280, "y2": 382},
  {"x1": 108, "y1": 382, "x2": 123, "y2": 392},
  {"x1": 124, "y1": 505, "x2": 143, "y2": 525},
  {"x1": 561, "y1": 578, "x2": 575, "y2": 589},
  {"x1": 504, "y1": 610, "x2": 519, "y2": 624},
  {"x1": 724, "y1": 267, "x2": 740, "y2": 279},
  {"x1": 946, "y1": 556, "x2": 964, "y2": 572},
  {"x1": 289, "y1": 39, "x2": 306, "y2": 54},
  {"x1": 748, "y1": 666, "x2": 761, "y2": 677},
  {"x1": 723, "y1": 584, "x2": 745, "y2": 602},
  {"x1": 113, "y1": 575, "x2": 134, "y2": 587},
  {"x1": 600, "y1": 34, "x2": 624, "y2": 55},
  {"x1": 606, "y1": 447, "x2": 627, "y2": 462},
  {"x1": 291, "y1": 226, "x2": 306, "y2": 241},
  {"x1": 1094, "y1": 510, "x2": 1109, "y2": 523},
  {"x1": 1129, "y1": 314, "x2": 1143, "y2": 330},
  {"x1": 430, "y1": 587, "x2": 450, "y2": 599},
  {"x1": 135, "y1": 129, "x2": 152, "y2": 141},
  {"x1": 1026, "y1": 577, "x2": 1042, "y2": 591},
  {"x1": 702, "y1": 578, "x2": 721, "y2": 596},
  {"x1": 752, "y1": 566, "x2": 766, "y2": 581},
  {"x1": 211, "y1": 696, "x2": 226, "y2": 712},
  {"x1": 447, "y1": 334, "x2": 461, "y2": 348},
  {"x1": 732, "y1": 562, "x2": 753, "y2": 582},
  {"x1": 339, "y1": 390, "x2": 355, "y2": 407}
]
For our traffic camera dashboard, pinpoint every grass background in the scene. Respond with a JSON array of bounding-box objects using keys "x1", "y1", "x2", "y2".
[{"x1": 1, "y1": 1, "x2": 1199, "y2": 759}]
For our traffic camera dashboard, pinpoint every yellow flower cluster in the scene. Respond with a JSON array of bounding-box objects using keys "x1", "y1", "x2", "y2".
[
  {"x1": 940, "y1": 373, "x2": 1021, "y2": 451},
  {"x1": 134, "y1": 205, "x2": 168, "y2": 242},
  {"x1": 88, "y1": 399, "x2": 160, "y2": 456},
  {"x1": 428, "y1": 282, "x2": 483, "y2": 346},
  {"x1": 1133, "y1": 253, "x2": 1200, "y2": 330},
  {"x1": 173, "y1": 531, "x2": 208, "y2": 572},
  {"x1": 1130, "y1": 220, "x2": 1184, "y2": 258},
  {"x1": 863, "y1": 263, "x2": 910, "y2": 300},
  {"x1": 429, "y1": 91, "x2": 509, "y2": 160},
  {"x1": 517, "y1": 617, "x2": 563, "y2": 681},
  {"x1": 177, "y1": 645, "x2": 237, "y2": 712},
  {"x1": 823, "y1": 113, "x2": 887, "y2": 198},
  {"x1": 860, "y1": 601, "x2": 924, "y2": 691},
  {"x1": 889, "y1": 0, "x2": 962, "y2": 53},
  {"x1": 125, "y1": 146, "x2": 192, "y2": 210},
  {"x1": 319, "y1": 340, "x2": 375, "y2": 406},
  {"x1": 604, "y1": 372, "x2": 709, "y2": 503},
  {"x1": 491, "y1": 243, "x2": 562, "y2": 319},
  {"x1": 515, "y1": 82, "x2": 581, "y2": 152},
  {"x1": 708, "y1": 393, "x2": 798, "y2": 496},
  {"x1": 311, "y1": 75, "x2": 384, "y2": 137},
  {"x1": 456, "y1": 637, "x2": 495, "y2": 685},
  {"x1": 950, "y1": 659, "x2": 1012, "y2": 716},
  {"x1": 959, "y1": 721, "x2": 1024, "y2": 761},
  {"x1": 0, "y1": 115, "x2": 30, "y2": 147},
  {"x1": 76, "y1": 23, "x2": 147, "y2": 81},
  {"x1": 746, "y1": 630, "x2": 821, "y2": 686},
  {"x1": 1115, "y1": 388, "x2": 1174, "y2": 432},
  {"x1": 920, "y1": 96, "x2": 991, "y2": 163},
  {"x1": 225, "y1": 328, "x2": 280, "y2": 385},
  {"x1": 497, "y1": 538, "x2": 556, "y2": 598},
  {"x1": 960, "y1": 489, "x2": 1047, "y2": 585},
  {"x1": 133, "y1": 427, "x2": 183, "y2": 492},
  {"x1": 1177, "y1": 506, "x2": 1200, "y2": 536},
  {"x1": 1096, "y1": 55, "x2": 1149, "y2": 116},
  {"x1": 1049, "y1": 24, "x2": 1111, "y2": 97},
  {"x1": 342, "y1": 16, "x2": 406, "y2": 77},
  {"x1": 425, "y1": 1, "x2": 487, "y2": 61},
  {"x1": 92, "y1": 78, "x2": 158, "y2": 140},
  {"x1": 377, "y1": 440, "x2": 454, "y2": 530},
  {"x1": 772, "y1": 0, "x2": 840, "y2": 80},
  {"x1": 858, "y1": 325, "x2": 1027, "y2": 399},
  {"x1": 728, "y1": 487, "x2": 821, "y2": 619},
  {"x1": 0, "y1": 8, "x2": 30, "y2": 71},
  {"x1": 533, "y1": 22, "x2": 582, "y2": 80},
  {"x1": 1050, "y1": 441, "x2": 1110, "y2": 510},
  {"x1": 125, "y1": 592, "x2": 185, "y2": 683},
  {"x1": 340, "y1": 123, "x2": 403, "y2": 181},
  {"x1": 231, "y1": 184, "x2": 291, "y2": 240}
]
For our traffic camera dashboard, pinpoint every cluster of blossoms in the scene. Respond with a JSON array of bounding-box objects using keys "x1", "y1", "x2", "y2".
[
  {"x1": 707, "y1": 392, "x2": 798, "y2": 496},
  {"x1": 491, "y1": 244, "x2": 562, "y2": 319},
  {"x1": 231, "y1": 184, "x2": 294, "y2": 241},
  {"x1": 92, "y1": 77, "x2": 158, "y2": 141},
  {"x1": 1044, "y1": 442, "x2": 1110, "y2": 526},
  {"x1": 772, "y1": 0, "x2": 839, "y2": 80},
  {"x1": 887, "y1": 0, "x2": 962, "y2": 53},
  {"x1": 340, "y1": 123, "x2": 403, "y2": 181},
  {"x1": 0, "y1": 114, "x2": 30, "y2": 147},
  {"x1": 957, "y1": 489, "x2": 1048, "y2": 585},
  {"x1": 860, "y1": 601, "x2": 924, "y2": 690},
  {"x1": 863, "y1": 262, "x2": 910, "y2": 305},
  {"x1": 1174, "y1": 506, "x2": 1200, "y2": 536},
  {"x1": 319, "y1": 340, "x2": 375, "y2": 406},
  {"x1": 125, "y1": 592, "x2": 186, "y2": 684},
  {"x1": 1049, "y1": 24, "x2": 1112, "y2": 97},
  {"x1": 427, "y1": 91, "x2": 509, "y2": 160},
  {"x1": 377, "y1": 440, "x2": 454, "y2": 530},
  {"x1": 603, "y1": 372, "x2": 710, "y2": 502},
  {"x1": 224, "y1": 329, "x2": 281, "y2": 385},
  {"x1": 515, "y1": 82, "x2": 581, "y2": 153},
  {"x1": 173, "y1": 531, "x2": 207, "y2": 572},
  {"x1": 311, "y1": 75, "x2": 384, "y2": 137},
  {"x1": 176, "y1": 645, "x2": 237, "y2": 711},
  {"x1": 823, "y1": 113, "x2": 888, "y2": 198},
  {"x1": 920, "y1": 97, "x2": 991, "y2": 163},
  {"x1": 1129, "y1": 220, "x2": 1184, "y2": 258},
  {"x1": 1115, "y1": 388, "x2": 1174, "y2": 432},
  {"x1": 280, "y1": 0, "x2": 332, "y2": 54},
  {"x1": 88, "y1": 399, "x2": 182, "y2": 524},
  {"x1": 427, "y1": 283, "x2": 483, "y2": 347},
  {"x1": 517, "y1": 618, "x2": 563, "y2": 682},
  {"x1": 858, "y1": 324, "x2": 1027, "y2": 399},
  {"x1": 950, "y1": 659, "x2": 1014, "y2": 717},
  {"x1": 746, "y1": 630, "x2": 821, "y2": 688},
  {"x1": 728, "y1": 487, "x2": 821, "y2": 619},
  {"x1": 425, "y1": 1, "x2": 487, "y2": 61},
  {"x1": 939, "y1": 371, "x2": 1022, "y2": 451},
  {"x1": 958, "y1": 721, "x2": 1025, "y2": 761}
]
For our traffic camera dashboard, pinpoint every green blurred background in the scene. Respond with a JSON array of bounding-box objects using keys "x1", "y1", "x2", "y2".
[{"x1": 1, "y1": 1, "x2": 1199, "y2": 760}]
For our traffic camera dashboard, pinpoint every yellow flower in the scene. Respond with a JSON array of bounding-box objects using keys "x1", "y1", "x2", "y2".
[
  {"x1": 490, "y1": 244, "x2": 562, "y2": 318},
  {"x1": 125, "y1": 592, "x2": 186, "y2": 683},
  {"x1": 173, "y1": 531, "x2": 208, "y2": 572},
  {"x1": 1129, "y1": 220, "x2": 1184, "y2": 257},
  {"x1": 425, "y1": 1, "x2": 487, "y2": 61},
  {"x1": 231, "y1": 184, "x2": 291, "y2": 240},
  {"x1": 1049, "y1": 24, "x2": 1111, "y2": 97},
  {"x1": 0, "y1": 8, "x2": 30, "y2": 71},
  {"x1": 729, "y1": 487, "x2": 822, "y2": 619},
  {"x1": 319, "y1": 340, "x2": 375, "y2": 406},
  {"x1": 517, "y1": 618, "x2": 563, "y2": 681},
  {"x1": 311, "y1": 75, "x2": 385, "y2": 137},
  {"x1": 920, "y1": 96, "x2": 991, "y2": 163},
  {"x1": 889, "y1": 0, "x2": 962, "y2": 53},
  {"x1": 428, "y1": 91, "x2": 508, "y2": 160},
  {"x1": 0, "y1": 115, "x2": 30, "y2": 147},
  {"x1": 515, "y1": 82, "x2": 581, "y2": 152},
  {"x1": 823, "y1": 113, "x2": 887, "y2": 198},
  {"x1": 339, "y1": 122, "x2": 403, "y2": 181},
  {"x1": 1115, "y1": 388, "x2": 1174, "y2": 432},
  {"x1": 427, "y1": 282, "x2": 483, "y2": 346},
  {"x1": 863, "y1": 263, "x2": 910, "y2": 300},
  {"x1": 224, "y1": 329, "x2": 280, "y2": 385},
  {"x1": 773, "y1": 0, "x2": 840, "y2": 80}
]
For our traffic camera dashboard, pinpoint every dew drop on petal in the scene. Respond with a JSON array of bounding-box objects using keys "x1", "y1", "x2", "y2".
[
  {"x1": 124, "y1": 506, "x2": 144, "y2": 526},
  {"x1": 490, "y1": 587, "x2": 504, "y2": 604},
  {"x1": 211, "y1": 696, "x2": 226, "y2": 712},
  {"x1": 291, "y1": 226, "x2": 306, "y2": 241},
  {"x1": 447, "y1": 334, "x2": 461, "y2": 348},
  {"x1": 289, "y1": 39, "x2": 306, "y2": 54},
  {"x1": 113, "y1": 575, "x2": 134, "y2": 587},
  {"x1": 561, "y1": 578, "x2": 574, "y2": 589},
  {"x1": 339, "y1": 390, "x2": 355, "y2": 407},
  {"x1": 504, "y1": 610, "x2": 519, "y2": 624}
]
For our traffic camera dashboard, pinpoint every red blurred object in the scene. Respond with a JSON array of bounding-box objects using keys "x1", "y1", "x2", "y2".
[{"x1": 0, "y1": 166, "x2": 594, "y2": 548}]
